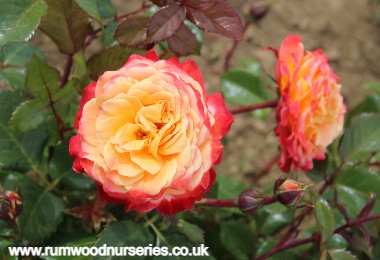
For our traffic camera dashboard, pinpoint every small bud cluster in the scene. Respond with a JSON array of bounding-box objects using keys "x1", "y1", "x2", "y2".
[{"x1": 238, "y1": 190, "x2": 263, "y2": 214}]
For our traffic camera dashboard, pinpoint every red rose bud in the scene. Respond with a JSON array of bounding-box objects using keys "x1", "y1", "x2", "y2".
[
  {"x1": 0, "y1": 192, "x2": 12, "y2": 220},
  {"x1": 274, "y1": 178, "x2": 303, "y2": 207},
  {"x1": 5, "y1": 191, "x2": 23, "y2": 220},
  {"x1": 249, "y1": 2, "x2": 268, "y2": 21},
  {"x1": 238, "y1": 190, "x2": 263, "y2": 214}
]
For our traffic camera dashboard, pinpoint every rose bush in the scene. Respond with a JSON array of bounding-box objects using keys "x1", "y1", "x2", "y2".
[
  {"x1": 273, "y1": 35, "x2": 346, "y2": 172},
  {"x1": 69, "y1": 51, "x2": 234, "y2": 215}
]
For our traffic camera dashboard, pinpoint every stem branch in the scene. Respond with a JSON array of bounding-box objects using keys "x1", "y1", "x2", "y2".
[{"x1": 230, "y1": 100, "x2": 278, "y2": 115}]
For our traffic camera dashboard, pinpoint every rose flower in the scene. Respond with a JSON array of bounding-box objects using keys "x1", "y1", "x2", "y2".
[
  {"x1": 69, "y1": 51, "x2": 234, "y2": 215},
  {"x1": 273, "y1": 35, "x2": 346, "y2": 172}
]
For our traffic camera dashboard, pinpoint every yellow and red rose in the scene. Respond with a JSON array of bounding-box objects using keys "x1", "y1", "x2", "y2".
[
  {"x1": 273, "y1": 35, "x2": 346, "y2": 172},
  {"x1": 69, "y1": 51, "x2": 233, "y2": 215}
]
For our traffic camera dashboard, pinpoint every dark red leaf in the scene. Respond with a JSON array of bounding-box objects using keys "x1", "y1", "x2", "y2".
[
  {"x1": 167, "y1": 24, "x2": 198, "y2": 56},
  {"x1": 147, "y1": 3, "x2": 186, "y2": 43},
  {"x1": 358, "y1": 225, "x2": 371, "y2": 246},
  {"x1": 40, "y1": 0, "x2": 93, "y2": 54},
  {"x1": 184, "y1": 0, "x2": 244, "y2": 40},
  {"x1": 114, "y1": 16, "x2": 149, "y2": 47},
  {"x1": 358, "y1": 193, "x2": 376, "y2": 218}
]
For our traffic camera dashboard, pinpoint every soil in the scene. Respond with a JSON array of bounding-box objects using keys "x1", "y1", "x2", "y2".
[{"x1": 31, "y1": 0, "x2": 380, "y2": 189}]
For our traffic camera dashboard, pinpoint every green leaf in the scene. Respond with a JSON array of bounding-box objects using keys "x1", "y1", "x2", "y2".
[
  {"x1": 329, "y1": 249, "x2": 357, "y2": 260},
  {"x1": 87, "y1": 46, "x2": 143, "y2": 79},
  {"x1": 40, "y1": 0, "x2": 93, "y2": 54},
  {"x1": 220, "y1": 220, "x2": 254, "y2": 260},
  {"x1": 0, "y1": 0, "x2": 48, "y2": 46},
  {"x1": 75, "y1": 0, "x2": 103, "y2": 25},
  {"x1": 3, "y1": 172, "x2": 64, "y2": 242},
  {"x1": 9, "y1": 100, "x2": 50, "y2": 131},
  {"x1": 345, "y1": 95, "x2": 380, "y2": 126},
  {"x1": 177, "y1": 219, "x2": 205, "y2": 244},
  {"x1": 26, "y1": 55, "x2": 60, "y2": 98},
  {"x1": 259, "y1": 210, "x2": 294, "y2": 236},
  {"x1": 221, "y1": 69, "x2": 272, "y2": 105},
  {"x1": 96, "y1": 220, "x2": 154, "y2": 259},
  {"x1": 216, "y1": 174, "x2": 247, "y2": 199},
  {"x1": 314, "y1": 198, "x2": 335, "y2": 242},
  {"x1": 364, "y1": 82, "x2": 380, "y2": 96},
  {"x1": 102, "y1": 20, "x2": 117, "y2": 48},
  {"x1": 336, "y1": 167, "x2": 380, "y2": 204},
  {"x1": 0, "y1": 220, "x2": 15, "y2": 237},
  {"x1": 327, "y1": 234, "x2": 348, "y2": 250},
  {"x1": 0, "y1": 42, "x2": 44, "y2": 66},
  {"x1": 49, "y1": 140, "x2": 94, "y2": 190},
  {"x1": 339, "y1": 114, "x2": 380, "y2": 163},
  {"x1": 0, "y1": 67, "x2": 26, "y2": 91},
  {"x1": 0, "y1": 90, "x2": 47, "y2": 171},
  {"x1": 97, "y1": 0, "x2": 116, "y2": 19}
]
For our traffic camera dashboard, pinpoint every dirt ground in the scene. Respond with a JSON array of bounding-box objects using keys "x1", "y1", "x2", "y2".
[
  {"x1": 32, "y1": 0, "x2": 380, "y2": 189},
  {"x1": 199, "y1": 0, "x2": 380, "y2": 188}
]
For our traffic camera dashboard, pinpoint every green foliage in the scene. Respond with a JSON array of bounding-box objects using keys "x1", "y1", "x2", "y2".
[
  {"x1": 0, "y1": 0, "x2": 48, "y2": 46},
  {"x1": 0, "y1": 91, "x2": 47, "y2": 171},
  {"x1": 314, "y1": 197, "x2": 335, "y2": 242},
  {"x1": 2, "y1": 172, "x2": 64, "y2": 242},
  {"x1": 220, "y1": 220, "x2": 254, "y2": 260},
  {"x1": 339, "y1": 114, "x2": 380, "y2": 163}
]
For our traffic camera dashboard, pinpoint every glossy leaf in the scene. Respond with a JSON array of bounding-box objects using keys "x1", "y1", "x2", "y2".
[
  {"x1": 9, "y1": 100, "x2": 50, "y2": 131},
  {"x1": 114, "y1": 16, "x2": 149, "y2": 47},
  {"x1": 185, "y1": 0, "x2": 244, "y2": 40},
  {"x1": 336, "y1": 185, "x2": 369, "y2": 218},
  {"x1": 40, "y1": 0, "x2": 93, "y2": 54},
  {"x1": 0, "y1": 67, "x2": 26, "y2": 91},
  {"x1": 329, "y1": 249, "x2": 357, "y2": 260},
  {"x1": 2, "y1": 172, "x2": 64, "y2": 242},
  {"x1": 87, "y1": 46, "x2": 142, "y2": 79},
  {"x1": 259, "y1": 210, "x2": 294, "y2": 236},
  {"x1": 339, "y1": 114, "x2": 380, "y2": 163},
  {"x1": 0, "y1": 0, "x2": 48, "y2": 46},
  {"x1": 49, "y1": 140, "x2": 94, "y2": 190},
  {"x1": 168, "y1": 23, "x2": 199, "y2": 56},
  {"x1": 0, "y1": 42, "x2": 44, "y2": 66},
  {"x1": 216, "y1": 174, "x2": 247, "y2": 199},
  {"x1": 345, "y1": 95, "x2": 380, "y2": 126},
  {"x1": 177, "y1": 219, "x2": 205, "y2": 244},
  {"x1": 147, "y1": 4, "x2": 186, "y2": 43},
  {"x1": 75, "y1": 0, "x2": 102, "y2": 24},
  {"x1": 336, "y1": 167, "x2": 380, "y2": 200},
  {"x1": 220, "y1": 220, "x2": 254, "y2": 260},
  {"x1": 97, "y1": 0, "x2": 116, "y2": 19},
  {"x1": 26, "y1": 55, "x2": 60, "y2": 98},
  {"x1": 96, "y1": 220, "x2": 154, "y2": 259},
  {"x1": 314, "y1": 198, "x2": 335, "y2": 242},
  {"x1": 102, "y1": 20, "x2": 117, "y2": 47},
  {"x1": 327, "y1": 234, "x2": 348, "y2": 250},
  {"x1": 221, "y1": 69, "x2": 272, "y2": 105},
  {"x1": 0, "y1": 90, "x2": 47, "y2": 171}
]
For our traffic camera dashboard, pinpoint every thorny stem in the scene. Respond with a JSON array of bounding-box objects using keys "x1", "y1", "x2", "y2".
[
  {"x1": 197, "y1": 196, "x2": 277, "y2": 208},
  {"x1": 230, "y1": 99, "x2": 278, "y2": 115},
  {"x1": 116, "y1": 1, "x2": 150, "y2": 21},
  {"x1": 319, "y1": 161, "x2": 345, "y2": 195},
  {"x1": 59, "y1": 55, "x2": 73, "y2": 88},
  {"x1": 255, "y1": 213, "x2": 380, "y2": 259}
]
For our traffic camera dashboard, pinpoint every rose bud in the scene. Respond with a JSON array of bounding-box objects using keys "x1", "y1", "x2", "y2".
[
  {"x1": 5, "y1": 191, "x2": 23, "y2": 220},
  {"x1": 69, "y1": 50, "x2": 234, "y2": 215},
  {"x1": 274, "y1": 178, "x2": 303, "y2": 207},
  {"x1": 238, "y1": 190, "x2": 263, "y2": 214},
  {"x1": 249, "y1": 2, "x2": 268, "y2": 21},
  {"x1": 0, "y1": 192, "x2": 12, "y2": 220},
  {"x1": 271, "y1": 35, "x2": 345, "y2": 173}
]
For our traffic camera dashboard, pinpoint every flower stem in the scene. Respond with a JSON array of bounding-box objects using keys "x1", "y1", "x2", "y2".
[
  {"x1": 196, "y1": 198, "x2": 237, "y2": 208},
  {"x1": 229, "y1": 100, "x2": 278, "y2": 115}
]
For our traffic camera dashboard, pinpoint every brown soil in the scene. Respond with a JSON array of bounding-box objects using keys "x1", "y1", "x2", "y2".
[{"x1": 198, "y1": 0, "x2": 380, "y2": 188}]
